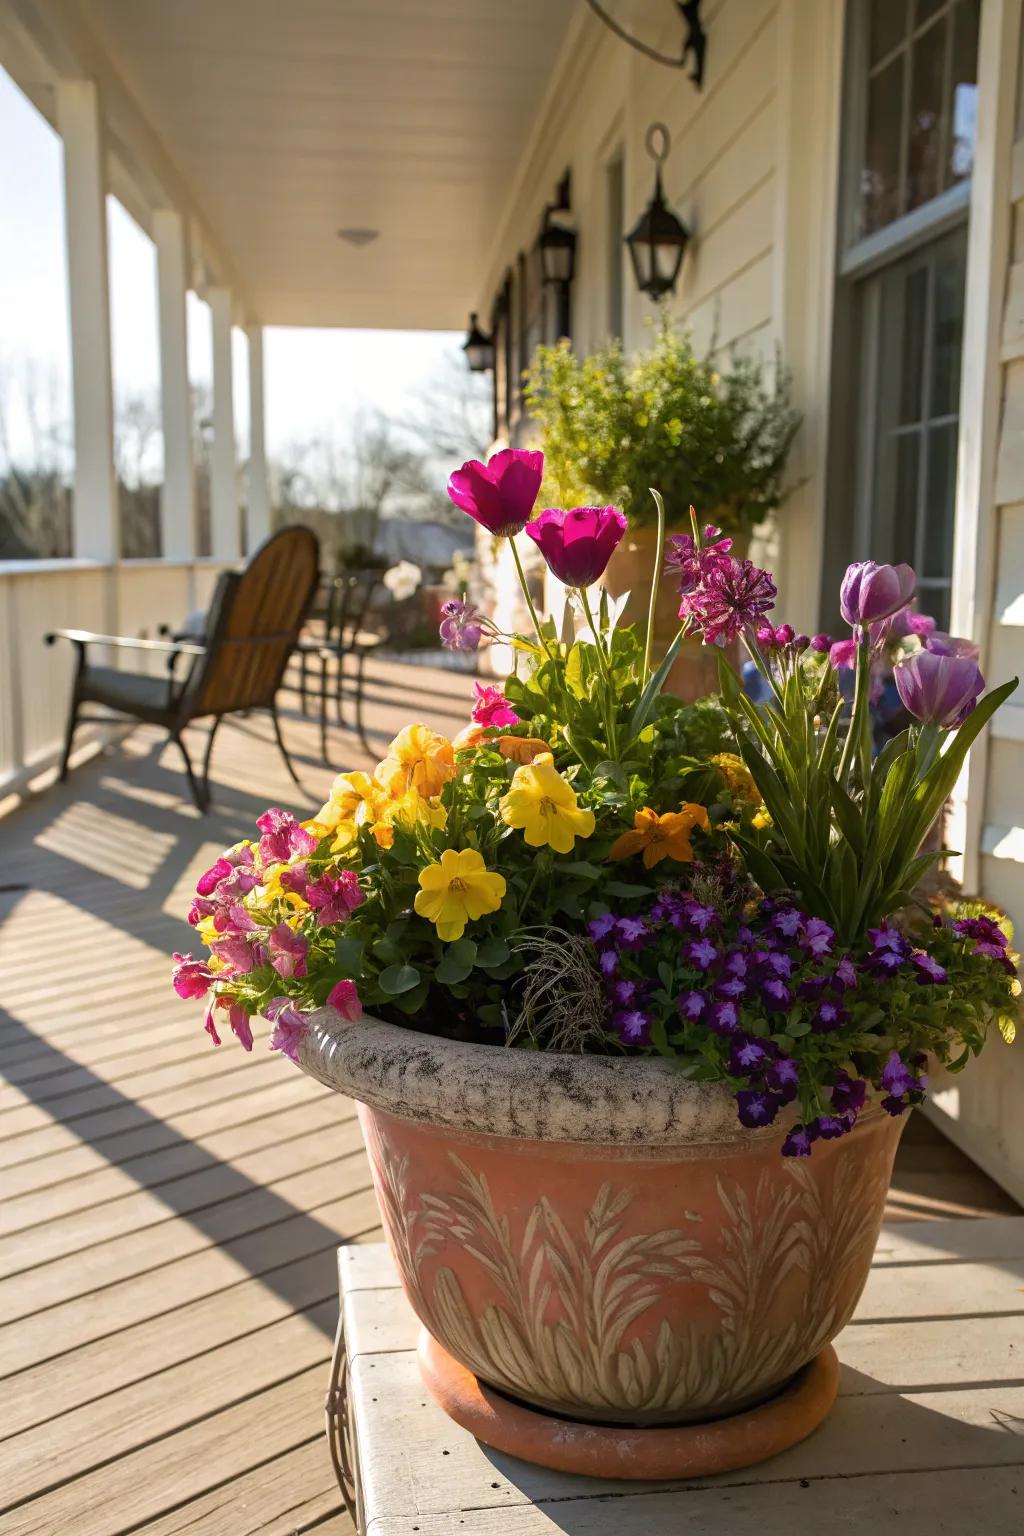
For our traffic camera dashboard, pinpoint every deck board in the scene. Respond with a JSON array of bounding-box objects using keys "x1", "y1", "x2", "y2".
[{"x1": 0, "y1": 657, "x2": 1019, "y2": 1533}]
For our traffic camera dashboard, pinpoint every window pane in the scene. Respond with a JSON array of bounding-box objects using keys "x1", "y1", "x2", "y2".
[
  {"x1": 922, "y1": 422, "x2": 958, "y2": 580},
  {"x1": 906, "y1": 14, "x2": 947, "y2": 212},
  {"x1": 948, "y1": 0, "x2": 980, "y2": 183},
  {"x1": 861, "y1": 58, "x2": 904, "y2": 234},
  {"x1": 915, "y1": 0, "x2": 944, "y2": 26},
  {"x1": 870, "y1": 0, "x2": 909, "y2": 66},
  {"x1": 931, "y1": 240, "x2": 966, "y2": 417},
  {"x1": 897, "y1": 264, "x2": 928, "y2": 424}
]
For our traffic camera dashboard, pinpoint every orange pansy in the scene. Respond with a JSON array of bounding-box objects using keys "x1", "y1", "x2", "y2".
[{"x1": 609, "y1": 804, "x2": 710, "y2": 869}]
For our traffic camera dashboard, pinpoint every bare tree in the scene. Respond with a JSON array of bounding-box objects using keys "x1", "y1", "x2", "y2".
[
  {"x1": 403, "y1": 347, "x2": 492, "y2": 465},
  {"x1": 0, "y1": 355, "x2": 72, "y2": 557}
]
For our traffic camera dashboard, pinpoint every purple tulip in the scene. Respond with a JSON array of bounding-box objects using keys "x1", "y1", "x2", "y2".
[
  {"x1": 446, "y1": 448, "x2": 543, "y2": 537},
  {"x1": 840, "y1": 561, "x2": 916, "y2": 627},
  {"x1": 524, "y1": 505, "x2": 627, "y2": 587},
  {"x1": 894, "y1": 650, "x2": 985, "y2": 729},
  {"x1": 924, "y1": 632, "x2": 980, "y2": 660}
]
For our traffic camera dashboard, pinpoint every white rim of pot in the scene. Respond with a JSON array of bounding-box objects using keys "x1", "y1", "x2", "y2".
[{"x1": 296, "y1": 1007, "x2": 875, "y2": 1147}]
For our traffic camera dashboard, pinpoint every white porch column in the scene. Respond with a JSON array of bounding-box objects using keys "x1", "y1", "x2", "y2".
[
  {"x1": 56, "y1": 79, "x2": 118, "y2": 562},
  {"x1": 246, "y1": 323, "x2": 271, "y2": 547},
  {"x1": 153, "y1": 209, "x2": 196, "y2": 560},
  {"x1": 208, "y1": 285, "x2": 239, "y2": 560}
]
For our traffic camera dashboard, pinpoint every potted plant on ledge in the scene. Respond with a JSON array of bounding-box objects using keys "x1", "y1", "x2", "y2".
[
  {"x1": 174, "y1": 448, "x2": 1018, "y2": 1481},
  {"x1": 525, "y1": 325, "x2": 801, "y2": 699}
]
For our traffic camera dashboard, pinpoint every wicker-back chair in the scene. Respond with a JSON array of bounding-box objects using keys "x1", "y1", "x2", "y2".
[{"x1": 47, "y1": 525, "x2": 320, "y2": 811}]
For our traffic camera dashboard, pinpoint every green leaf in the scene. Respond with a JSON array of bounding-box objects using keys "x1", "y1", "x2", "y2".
[
  {"x1": 377, "y1": 963, "x2": 420, "y2": 996},
  {"x1": 448, "y1": 937, "x2": 478, "y2": 966},
  {"x1": 435, "y1": 953, "x2": 473, "y2": 985},
  {"x1": 827, "y1": 776, "x2": 865, "y2": 857},
  {"x1": 371, "y1": 937, "x2": 402, "y2": 965},
  {"x1": 561, "y1": 860, "x2": 603, "y2": 878},
  {"x1": 603, "y1": 880, "x2": 652, "y2": 898},
  {"x1": 627, "y1": 629, "x2": 685, "y2": 740},
  {"x1": 476, "y1": 937, "x2": 511, "y2": 969},
  {"x1": 334, "y1": 935, "x2": 364, "y2": 975}
]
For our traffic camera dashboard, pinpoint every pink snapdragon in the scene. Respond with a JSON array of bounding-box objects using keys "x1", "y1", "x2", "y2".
[
  {"x1": 227, "y1": 1003, "x2": 254, "y2": 1052},
  {"x1": 306, "y1": 870, "x2": 365, "y2": 926},
  {"x1": 471, "y1": 683, "x2": 519, "y2": 729},
  {"x1": 327, "y1": 978, "x2": 363, "y2": 1020},
  {"x1": 172, "y1": 953, "x2": 215, "y2": 1000},
  {"x1": 265, "y1": 997, "x2": 309, "y2": 1062},
  {"x1": 268, "y1": 922, "x2": 309, "y2": 978},
  {"x1": 257, "y1": 809, "x2": 317, "y2": 867}
]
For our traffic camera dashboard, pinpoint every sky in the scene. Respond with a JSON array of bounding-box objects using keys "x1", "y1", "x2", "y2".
[{"x1": 0, "y1": 66, "x2": 463, "y2": 469}]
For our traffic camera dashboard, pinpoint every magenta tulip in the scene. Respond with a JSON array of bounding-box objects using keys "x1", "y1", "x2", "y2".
[
  {"x1": 840, "y1": 561, "x2": 916, "y2": 627},
  {"x1": 524, "y1": 506, "x2": 627, "y2": 587},
  {"x1": 894, "y1": 650, "x2": 985, "y2": 729},
  {"x1": 446, "y1": 448, "x2": 543, "y2": 537}
]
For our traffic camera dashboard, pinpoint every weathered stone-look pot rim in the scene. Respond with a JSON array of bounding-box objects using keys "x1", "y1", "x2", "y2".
[{"x1": 298, "y1": 1007, "x2": 880, "y2": 1147}]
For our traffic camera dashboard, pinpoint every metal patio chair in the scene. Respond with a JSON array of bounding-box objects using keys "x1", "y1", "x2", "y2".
[
  {"x1": 295, "y1": 569, "x2": 384, "y2": 760},
  {"x1": 46, "y1": 525, "x2": 320, "y2": 812}
]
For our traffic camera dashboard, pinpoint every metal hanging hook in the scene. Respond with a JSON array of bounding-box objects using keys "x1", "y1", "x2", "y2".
[{"x1": 644, "y1": 123, "x2": 671, "y2": 167}]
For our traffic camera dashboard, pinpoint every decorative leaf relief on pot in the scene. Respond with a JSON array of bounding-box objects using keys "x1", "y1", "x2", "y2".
[{"x1": 364, "y1": 1125, "x2": 889, "y2": 1416}]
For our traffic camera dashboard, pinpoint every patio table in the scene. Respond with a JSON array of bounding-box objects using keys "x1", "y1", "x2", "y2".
[{"x1": 330, "y1": 1218, "x2": 1024, "y2": 1533}]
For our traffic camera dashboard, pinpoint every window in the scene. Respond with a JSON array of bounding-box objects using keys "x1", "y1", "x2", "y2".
[
  {"x1": 825, "y1": 0, "x2": 980, "y2": 629},
  {"x1": 606, "y1": 149, "x2": 625, "y2": 340},
  {"x1": 490, "y1": 274, "x2": 512, "y2": 443},
  {"x1": 855, "y1": 0, "x2": 979, "y2": 241}
]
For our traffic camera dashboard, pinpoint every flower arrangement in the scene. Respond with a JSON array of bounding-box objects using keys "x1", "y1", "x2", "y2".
[
  {"x1": 523, "y1": 325, "x2": 801, "y2": 536},
  {"x1": 174, "y1": 448, "x2": 1019, "y2": 1157}
]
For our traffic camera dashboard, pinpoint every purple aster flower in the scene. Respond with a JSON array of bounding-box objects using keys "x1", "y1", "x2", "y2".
[
  {"x1": 760, "y1": 977, "x2": 792, "y2": 1011},
  {"x1": 707, "y1": 1000, "x2": 740, "y2": 1036},
  {"x1": 812, "y1": 999, "x2": 848, "y2": 1033},
  {"x1": 870, "y1": 947, "x2": 908, "y2": 975},
  {"x1": 799, "y1": 975, "x2": 830, "y2": 1001},
  {"x1": 869, "y1": 923, "x2": 909, "y2": 954},
  {"x1": 614, "y1": 1009, "x2": 652, "y2": 1046},
  {"x1": 736, "y1": 923, "x2": 755, "y2": 945},
  {"x1": 598, "y1": 948, "x2": 619, "y2": 978},
  {"x1": 650, "y1": 889, "x2": 686, "y2": 927},
  {"x1": 729, "y1": 1035, "x2": 772, "y2": 1075},
  {"x1": 802, "y1": 918, "x2": 834, "y2": 957},
  {"x1": 723, "y1": 950, "x2": 749, "y2": 978},
  {"x1": 686, "y1": 937, "x2": 719, "y2": 970},
  {"x1": 773, "y1": 907, "x2": 803, "y2": 939},
  {"x1": 760, "y1": 950, "x2": 793, "y2": 978},
  {"x1": 587, "y1": 912, "x2": 618, "y2": 945},
  {"x1": 815, "y1": 1113, "x2": 855, "y2": 1140},
  {"x1": 716, "y1": 975, "x2": 748, "y2": 1001},
  {"x1": 952, "y1": 915, "x2": 1009, "y2": 956},
  {"x1": 676, "y1": 989, "x2": 707, "y2": 1022},
  {"x1": 833, "y1": 955, "x2": 858, "y2": 989},
  {"x1": 766, "y1": 1055, "x2": 800, "y2": 1102},
  {"x1": 610, "y1": 978, "x2": 640, "y2": 1008},
  {"x1": 912, "y1": 951, "x2": 948, "y2": 984},
  {"x1": 681, "y1": 557, "x2": 778, "y2": 646},
  {"x1": 736, "y1": 1089, "x2": 782, "y2": 1129},
  {"x1": 880, "y1": 1050, "x2": 917, "y2": 1099},
  {"x1": 665, "y1": 525, "x2": 733, "y2": 594},
  {"x1": 831, "y1": 1070, "x2": 867, "y2": 1115},
  {"x1": 685, "y1": 901, "x2": 719, "y2": 934},
  {"x1": 616, "y1": 916, "x2": 651, "y2": 950},
  {"x1": 782, "y1": 1123, "x2": 819, "y2": 1157}
]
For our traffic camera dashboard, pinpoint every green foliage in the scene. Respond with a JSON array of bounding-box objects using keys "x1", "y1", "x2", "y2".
[{"x1": 523, "y1": 325, "x2": 801, "y2": 535}]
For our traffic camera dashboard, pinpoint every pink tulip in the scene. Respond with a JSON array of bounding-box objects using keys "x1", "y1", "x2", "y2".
[
  {"x1": 840, "y1": 561, "x2": 916, "y2": 627},
  {"x1": 446, "y1": 448, "x2": 543, "y2": 537},
  {"x1": 894, "y1": 650, "x2": 985, "y2": 728},
  {"x1": 524, "y1": 506, "x2": 627, "y2": 587}
]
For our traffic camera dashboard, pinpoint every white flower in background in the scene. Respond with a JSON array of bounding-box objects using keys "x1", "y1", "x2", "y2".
[
  {"x1": 382, "y1": 561, "x2": 422, "y2": 602},
  {"x1": 442, "y1": 549, "x2": 476, "y2": 591}
]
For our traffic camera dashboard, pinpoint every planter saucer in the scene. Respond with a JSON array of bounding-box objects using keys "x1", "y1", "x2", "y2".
[{"x1": 417, "y1": 1329, "x2": 839, "y2": 1481}]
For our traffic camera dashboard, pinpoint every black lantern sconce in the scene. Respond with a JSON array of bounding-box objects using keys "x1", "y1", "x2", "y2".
[
  {"x1": 537, "y1": 171, "x2": 577, "y2": 289},
  {"x1": 625, "y1": 123, "x2": 690, "y2": 302},
  {"x1": 584, "y1": 1, "x2": 706, "y2": 88},
  {"x1": 462, "y1": 312, "x2": 495, "y2": 373}
]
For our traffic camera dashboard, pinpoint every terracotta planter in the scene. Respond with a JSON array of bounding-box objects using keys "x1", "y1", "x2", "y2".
[
  {"x1": 601, "y1": 522, "x2": 749, "y2": 702},
  {"x1": 300, "y1": 1010, "x2": 903, "y2": 1432}
]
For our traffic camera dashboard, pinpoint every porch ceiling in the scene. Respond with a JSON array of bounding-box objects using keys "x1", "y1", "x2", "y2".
[{"x1": 80, "y1": 0, "x2": 579, "y2": 329}]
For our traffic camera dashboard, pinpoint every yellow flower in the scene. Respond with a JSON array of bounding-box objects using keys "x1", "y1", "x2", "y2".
[
  {"x1": 414, "y1": 848, "x2": 506, "y2": 941},
  {"x1": 609, "y1": 804, "x2": 710, "y2": 869},
  {"x1": 376, "y1": 724, "x2": 455, "y2": 799},
  {"x1": 710, "y1": 752, "x2": 762, "y2": 806},
  {"x1": 752, "y1": 808, "x2": 773, "y2": 831},
  {"x1": 499, "y1": 752, "x2": 595, "y2": 855},
  {"x1": 497, "y1": 735, "x2": 552, "y2": 766},
  {"x1": 372, "y1": 788, "x2": 447, "y2": 850},
  {"x1": 308, "y1": 770, "x2": 381, "y2": 850}
]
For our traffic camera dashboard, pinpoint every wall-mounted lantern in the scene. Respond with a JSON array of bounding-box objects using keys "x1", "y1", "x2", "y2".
[
  {"x1": 583, "y1": 1, "x2": 706, "y2": 88},
  {"x1": 625, "y1": 123, "x2": 690, "y2": 302},
  {"x1": 537, "y1": 171, "x2": 577, "y2": 288},
  {"x1": 462, "y1": 312, "x2": 495, "y2": 373}
]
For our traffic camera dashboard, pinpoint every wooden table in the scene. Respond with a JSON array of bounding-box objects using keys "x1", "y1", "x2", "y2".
[{"x1": 333, "y1": 1218, "x2": 1024, "y2": 1534}]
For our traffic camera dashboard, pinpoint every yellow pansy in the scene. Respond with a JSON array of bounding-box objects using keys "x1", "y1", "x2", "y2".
[
  {"x1": 710, "y1": 752, "x2": 762, "y2": 806},
  {"x1": 376, "y1": 724, "x2": 456, "y2": 800},
  {"x1": 498, "y1": 752, "x2": 595, "y2": 855},
  {"x1": 414, "y1": 848, "x2": 506, "y2": 942},
  {"x1": 609, "y1": 804, "x2": 709, "y2": 869},
  {"x1": 308, "y1": 770, "x2": 381, "y2": 850}
]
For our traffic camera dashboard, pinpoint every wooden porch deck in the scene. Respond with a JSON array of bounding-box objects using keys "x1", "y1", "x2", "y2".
[{"x1": 0, "y1": 658, "x2": 1017, "y2": 1535}]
